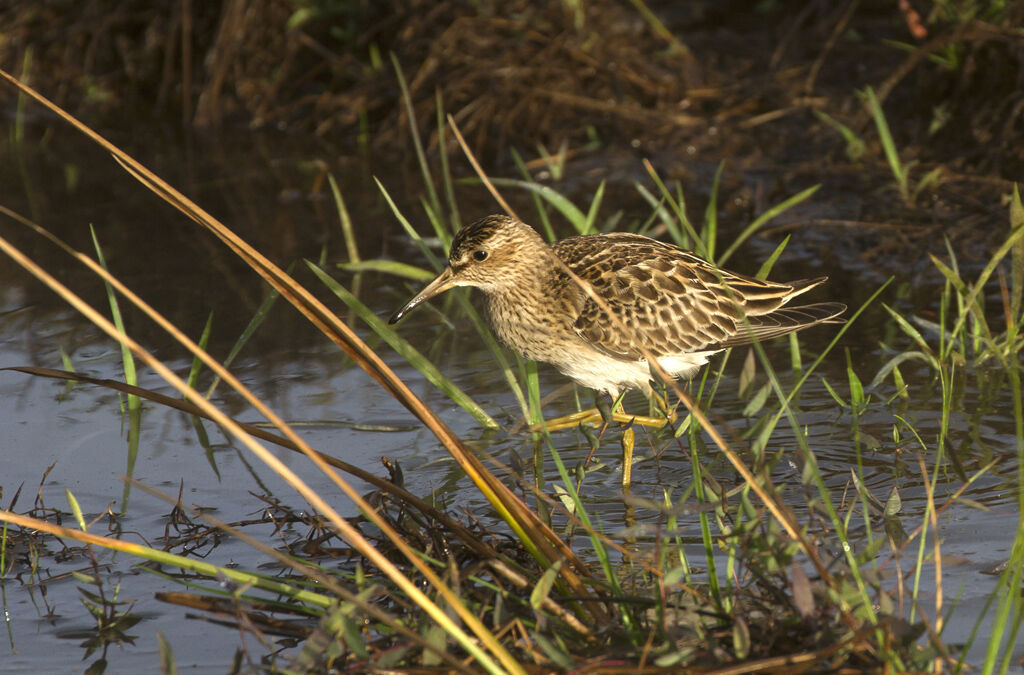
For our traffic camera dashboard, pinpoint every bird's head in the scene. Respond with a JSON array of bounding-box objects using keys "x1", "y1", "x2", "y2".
[{"x1": 389, "y1": 215, "x2": 547, "y2": 323}]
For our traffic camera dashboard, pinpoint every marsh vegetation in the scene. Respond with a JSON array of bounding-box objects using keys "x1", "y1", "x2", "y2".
[{"x1": 2, "y1": 1, "x2": 1023, "y2": 672}]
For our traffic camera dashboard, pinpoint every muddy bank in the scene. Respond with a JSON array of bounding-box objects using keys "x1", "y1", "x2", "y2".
[
  {"x1": 2, "y1": 2, "x2": 1020, "y2": 171},
  {"x1": 2, "y1": 1, "x2": 1021, "y2": 274}
]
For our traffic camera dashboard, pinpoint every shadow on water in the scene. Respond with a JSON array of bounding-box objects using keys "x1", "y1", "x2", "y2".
[{"x1": 1, "y1": 113, "x2": 1021, "y2": 670}]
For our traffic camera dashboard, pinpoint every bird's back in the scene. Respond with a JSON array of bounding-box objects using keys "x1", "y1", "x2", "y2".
[{"x1": 550, "y1": 232, "x2": 845, "y2": 363}]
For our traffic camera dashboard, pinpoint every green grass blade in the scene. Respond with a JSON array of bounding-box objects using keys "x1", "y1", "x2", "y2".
[
  {"x1": 929, "y1": 253, "x2": 997, "y2": 360},
  {"x1": 583, "y1": 180, "x2": 605, "y2": 235},
  {"x1": 703, "y1": 160, "x2": 724, "y2": 261},
  {"x1": 642, "y1": 161, "x2": 704, "y2": 254},
  {"x1": 205, "y1": 273, "x2": 286, "y2": 400},
  {"x1": 308, "y1": 262, "x2": 498, "y2": 429},
  {"x1": 337, "y1": 260, "x2": 436, "y2": 281},
  {"x1": 479, "y1": 177, "x2": 587, "y2": 232},
  {"x1": 90, "y1": 225, "x2": 139, "y2": 411},
  {"x1": 911, "y1": 166, "x2": 944, "y2": 202},
  {"x1": 863, "y1": 86, "x2": 908, "y2": 200},
  {"x1": 328, "y1": 173, "x2": 360, "y2": 264},
  {"x1": 510, "y1": 147, "x2": 557, "y2": 241},
  {"x1": 820, "y1": 376, "x2": 849, "y2": 408},
  {"x1": 187, "y1": 312, "x2": 214, "y2": 389},
  {"x1": 522, "y1": 358, "x2": 543, "y2": 428},
  {"x1": 625, "y1": 0, "x2": 692, "y2": 56},
  {"x1": 882, "y1": 304, "x2": 940, "y2": 365},
  {"x1": 391, "y1": 54, "x2": 442, "y2": 225},
  {"x1": 755, "y1": 235, "x2": 791, "y2": 279},
  {"x1": 1011, "y1": 185, "x2": 1024, "y2": 320},
  {"x1": 633, "y1": 182, "x2": 679, "y2": 238},
  {"x1": 377, "y1": 178, "x2": 446, "y2": 270},
  {"x1": 813, "y1": 110, "x2": 866, "y2": 161},
  {"x1": 421, "y1": 195, "x2": 453, "y2": 250},
  {"x1": 718, "y1": 185, "x2": 820, "y2": 266},
  {"x1": 870, "y1": 350, "x2": 938, "y2": 389},
  {"x1": 435, "y1": 89, "x2": 461, "y2": 234},
  {"x1": 939, "y1": 211, "x2": 1024, "y2": 358}
]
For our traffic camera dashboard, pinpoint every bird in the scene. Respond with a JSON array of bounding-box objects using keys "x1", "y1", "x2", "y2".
[{"x1": 390, "y1": 215, "x2": 846, "y2": 403}]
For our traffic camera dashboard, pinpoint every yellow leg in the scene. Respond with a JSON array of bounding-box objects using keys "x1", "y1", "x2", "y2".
[
  {"x1": 528, "y1": 406, "x2": 674, "y2": 432},
  {"x1": 621, "y1": 426, "x2": 635, "y2": 486},
  {"x1": 523, "y1": 387, "x2": 679, "y2": 433}
]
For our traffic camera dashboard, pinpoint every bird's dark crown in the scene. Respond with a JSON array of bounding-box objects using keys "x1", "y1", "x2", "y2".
[
  {"x1": 448, "y1": 215, "x2": 545, "y2": 264},
  {"x1": 450, "y1": 215, "x2": 508, "y2": 258}
]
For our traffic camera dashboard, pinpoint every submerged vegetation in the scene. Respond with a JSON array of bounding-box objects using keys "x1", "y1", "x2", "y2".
[{"x1": 2, "y1": 1, "x2": 1024, "y2": 673}]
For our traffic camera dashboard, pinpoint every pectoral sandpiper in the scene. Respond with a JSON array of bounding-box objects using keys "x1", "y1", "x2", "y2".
[{"x1": 390, "y1": 215, "x2": 845, "y2": 426}]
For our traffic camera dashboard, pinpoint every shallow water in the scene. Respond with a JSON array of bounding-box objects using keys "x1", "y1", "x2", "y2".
[{"x1": 1, "y1": 119, "x2": 1021, "y2": 671}]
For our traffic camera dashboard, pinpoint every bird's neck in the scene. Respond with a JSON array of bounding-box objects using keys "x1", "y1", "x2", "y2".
[{"x1": 494, "y1": 249, "x2": 561, "y2": 301}]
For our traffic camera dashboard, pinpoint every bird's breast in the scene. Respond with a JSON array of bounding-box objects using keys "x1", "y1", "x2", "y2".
[{"x1": 484, "y1": 290, "x2": 580, "y2": 363}]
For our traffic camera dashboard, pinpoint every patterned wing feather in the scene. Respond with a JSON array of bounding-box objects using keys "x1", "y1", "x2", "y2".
[
  {"x1": 715, "y1": 302, "x2": 847, "y2": 348},
  {"x1": 553, "y1": 233, "x2": 844, "y2": 360}
]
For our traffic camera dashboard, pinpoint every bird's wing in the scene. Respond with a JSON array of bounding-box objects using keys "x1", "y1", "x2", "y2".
[{"x1": 553, "y1": 233, "x2": 844, "y2": 361}]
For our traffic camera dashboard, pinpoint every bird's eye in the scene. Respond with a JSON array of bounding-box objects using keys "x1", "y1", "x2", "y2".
[{"x1": 473, "y1": 250, "x2": 488, "y2": 262}]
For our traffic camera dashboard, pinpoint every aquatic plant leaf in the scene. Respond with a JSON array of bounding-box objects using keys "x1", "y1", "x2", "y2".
[
  {"x1": 341, "y1": 614, "x2": 369, "y2": 660},
  {"x1": 870, "y1": 350, "x2": 937, "y2": 388},
  {"x1": 884, "y1": 486, "x2": 902, "y2": 517},
  {"x1": 157, "y1": 631, "x2": 177, "y2": 675},
  {"x1": 790, "y1": 563, "x2": 815, "y2": 619},
  {"x1": 551, "y1": 484, "x2": 576, "y2": 516},
  {"x1": 820, "y1": 377, "x2": 849, "y2": 408},
  {"x1": 66, "y1": 488, "x2": 87, "y2": 531},
  {"x1": 532, "y1": 632, "x2": 574, "y2": 670},
  {"x1": 530, "y1": 559, "x2": 563, "y2": 610},
  {"x1": 738, "y1": 348, "x2": 756, "y2": 399},
  {"x1": 847, "y1": 359, "x2": 866, "y2": 412},
  {"x1": 421, "y1": 622, "x2": 447, "y2": 666},
  {"x1": 854, "y1": 430, "x2": 881, "y2": 451},
  {"x1": 732, "y1": 615, "x2": 750, "y2": 660},
  {"x1": 742, "y1": 382, "x2": 770, "y2": 418},
  {"x1": 850, "y1": 469, "x2": 886, "y2": 514}
]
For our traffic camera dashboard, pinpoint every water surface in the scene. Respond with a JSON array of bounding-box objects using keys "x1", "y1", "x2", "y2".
[{"x1": 1, "y1": 119, "x2": 1020, "y2": 671}]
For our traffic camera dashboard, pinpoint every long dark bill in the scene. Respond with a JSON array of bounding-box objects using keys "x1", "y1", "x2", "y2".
[{"x1": 388, "y1": 266, "x2": 457, "y2": 324}]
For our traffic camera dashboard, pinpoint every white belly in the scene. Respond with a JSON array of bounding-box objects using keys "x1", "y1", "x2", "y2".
[{"x1": 556, "y1": 350, "x2": 719, "y2": 396}]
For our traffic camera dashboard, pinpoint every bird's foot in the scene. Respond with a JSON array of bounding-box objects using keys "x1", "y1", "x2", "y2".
[{"x1": 528, "y1": 408, "x2": 673, "y2": 432}]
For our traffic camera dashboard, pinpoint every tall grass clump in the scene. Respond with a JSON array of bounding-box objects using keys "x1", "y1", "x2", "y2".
[{"x1": 873, "y1": 186, "x2": 1024, "y2": 671}]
